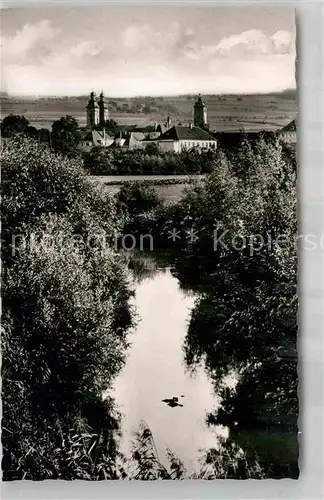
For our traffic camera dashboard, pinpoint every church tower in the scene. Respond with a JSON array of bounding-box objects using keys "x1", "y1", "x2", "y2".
[
  {"x1": 99, "y1": 92, "x2": 109, "y2": 127},
  {"x1": 86, "y1": 91, "x2": 99, "y2": 129},
  {"x1": 193, "y1": 94, "x2": 208, "y2": 129}
]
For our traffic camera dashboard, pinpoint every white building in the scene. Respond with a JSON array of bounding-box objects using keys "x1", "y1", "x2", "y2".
[
  {"x1": 278, "y1": 119, "x2": 297, "y2": 144},
  {"x1": 78, "y1": 129, "x2": 114, "y2": 153},
  {"x1": 152, "y1": 125, "x2": 217, "y2": 153}
]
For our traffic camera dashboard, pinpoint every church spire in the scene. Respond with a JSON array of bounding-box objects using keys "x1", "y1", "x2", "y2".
[
  {"x1": 98, "y1": 91, "x2": 109, "y2": 126},
  {"x1": 193, "y1": 94, "x2": 208, "y2": 129},
  {"x1": 86, "y1": 91, "x2": 99, "y2": 129}
]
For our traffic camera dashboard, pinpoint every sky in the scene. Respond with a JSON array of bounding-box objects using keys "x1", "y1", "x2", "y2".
[{"x1": 1, "y1": 6, "x2": 297, "y2": 97}]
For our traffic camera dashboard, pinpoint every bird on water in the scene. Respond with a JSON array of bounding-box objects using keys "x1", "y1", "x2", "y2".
[{"x1": 161, "y1": 396, "x2": 184, "y2": 408}]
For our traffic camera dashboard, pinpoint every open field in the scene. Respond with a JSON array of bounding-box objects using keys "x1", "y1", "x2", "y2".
[
  {"x1": 1, "y1": 91, "x2": 297, "y2": 132},
  {"x1": 89, "y1": 174, "x2": 205, "y2": 184},
  {"x1": 98, "y1": 184, "x2": 188, "y2": 203},
  {"x1": 89, "y1": 174, "x2": 204, "y2": 202}
]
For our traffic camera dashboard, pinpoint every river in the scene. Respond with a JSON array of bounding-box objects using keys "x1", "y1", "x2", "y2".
[
  {"x1": 112, "y1": 252, "x2": 225, "y2": 472},
  {"x1": 108, "y1": 250, "x2": 298, "y2": 478}
]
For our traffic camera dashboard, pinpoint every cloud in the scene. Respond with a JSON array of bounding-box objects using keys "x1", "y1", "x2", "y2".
[
  {"x1": 212, "y1": 29, "x2": 295, "y2": 57},
  {"x1": 70, "y1": 41, "x2": 103, "y2": 58},
  {"x1": 1, "y1": 20, "x2": 60, "y2": 63},
  {"x1": 2, "y1": 21, "x2": 296, "y2": 96},
  {"x1": 1, "y1": 20, "x2": 104, "y2": 69},
  {"x1": 271, "y1": 30, "x2": 295, "y2": 54},
  {"x1": 175, "y1": 29, "x2": 295, "y2": 62},
  {"x1": 123, "y1": 25, "x2": 152, "y2": 49},
  {"x1": 120, "y1": 22, "x2": 196, "y2": 60},
  {"x1": 119, "y1": 26, "x2": 295, "y2": 65}
]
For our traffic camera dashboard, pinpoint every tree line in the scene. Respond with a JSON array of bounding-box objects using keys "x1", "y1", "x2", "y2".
[
  {"x1": 2, "y1": 136, "x2": 134, "y2": 479},
  {"x1": 1, "y1": 113, "x2": 291, "y2": 177},
  {"x1": 1, "y1": 113, "x2": 217, "y2": 174},
  {"x1": 1, "y1": 114, "x2": 120, "y2": 158}
]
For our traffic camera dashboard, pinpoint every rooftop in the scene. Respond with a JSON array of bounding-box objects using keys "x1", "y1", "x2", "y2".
[
  {"x1": 80, "y1": 129, "x2": 113, "y2": 142},
  {"x1": 280, "y1": 119, "x2": 296, "y2": 132},
  {"x1": 157, "y1": 125, "x2": 216, "y2": 141}
]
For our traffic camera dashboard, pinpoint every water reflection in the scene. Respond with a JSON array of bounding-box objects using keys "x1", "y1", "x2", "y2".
[
  {"x1": 175, "y1": 251, "x2": 299, "y2": 479},
  {"x1": 112, "y1": 250, "x2": 298, "y2": 478},
  {"x1": 113, "y1": 252, "x2": 224, "y2": 471}
]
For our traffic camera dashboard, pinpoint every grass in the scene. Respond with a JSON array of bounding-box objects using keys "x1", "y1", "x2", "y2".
[
  {"x1": 89, "y1": 174, "x2": 205, "y2": 185},
  {"x1": 88, "y1": 175, "x2": 196, "y2": 202}
]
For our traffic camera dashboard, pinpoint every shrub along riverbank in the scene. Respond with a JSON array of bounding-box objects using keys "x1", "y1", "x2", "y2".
[
  {"x1": 115, "y1": 138, "x2": 298, "y2": 478},
  {"x1": 2, "y1": 137, "x2": 135, "y2": 480}
]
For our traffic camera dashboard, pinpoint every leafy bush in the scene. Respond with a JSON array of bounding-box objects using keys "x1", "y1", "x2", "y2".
[
  {"x1": 51, "y1": 115, "x2": 82, "y2": 158},
  {"x1": 2, "y1": 137, "x2": 134, "y2": 480},
  {"x1": 84, "y1": 146, "x2": 114, "y2": 175},
  {"x1": 85, "y1": 147, "x2": 218, "y2": 176},
  {"x1": 172, "y1": 138, "x2": 298, "y2": 478},
  {"x1": 1, "y1": 136, "x2": 120, "y2": 263},
  {"x1": 1, "y1": 135, "x2": 298, "y2": 479},
  {"x1": 119, "y1": 422, "x2": 264, "y2": 480},
  {"x1": 1, "y1": 114, "x2": 30, "y2": 137},
  {"x1": 116, "y1": 181, "x2": 162, "y2": 217}
]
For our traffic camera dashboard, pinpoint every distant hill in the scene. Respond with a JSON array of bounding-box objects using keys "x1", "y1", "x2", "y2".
[{"x1": 1, "y1": 90, "x2": 297, "y2": 132}]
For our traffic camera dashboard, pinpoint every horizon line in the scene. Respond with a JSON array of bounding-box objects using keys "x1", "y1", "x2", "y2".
[{"x1": 2, "y1": 88, "x2": 297, "y2": 99}]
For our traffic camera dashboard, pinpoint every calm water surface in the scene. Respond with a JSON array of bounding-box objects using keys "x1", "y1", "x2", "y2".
[{"x1": 112, "y1": 255, "x2": 224, "y2": 470}]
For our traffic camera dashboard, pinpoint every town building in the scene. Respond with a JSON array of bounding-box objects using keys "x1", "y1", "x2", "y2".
[
  {"x1": 81, "y1": 91, "x2": 297, "y2": 153},
  {"x1": 278, "y1": 119, "x2": 297, "y2": 144},
  {"x1": 152, "y1": 124, "x2": 217, "y2": 152},
  {"x1": 81, "y1": 92, "x2": 217, "y2": 151},
  {"x1": 108, "y1": 131, "x2": 145, "y2": 150},
  {"x1": 78, "y1": 129, "x2": 114, "y2": 153}
]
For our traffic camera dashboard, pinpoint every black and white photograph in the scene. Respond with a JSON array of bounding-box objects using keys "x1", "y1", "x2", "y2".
[{"x1": 1, "y1": 5, "x2": 299, "y2": 481}]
